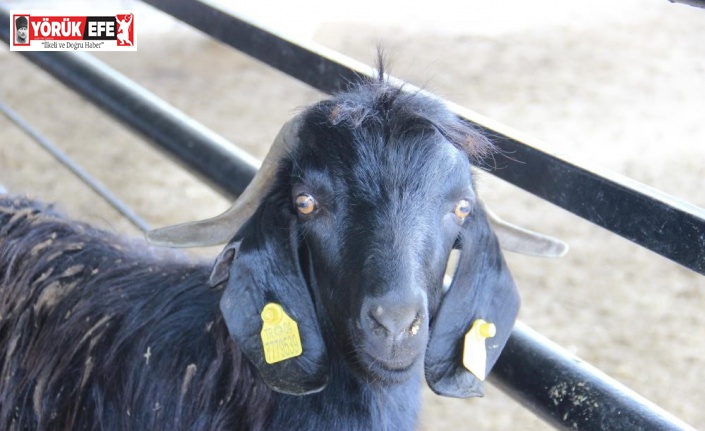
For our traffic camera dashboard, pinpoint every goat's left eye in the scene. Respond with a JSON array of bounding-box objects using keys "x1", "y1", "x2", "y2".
[
  {"x1": 295, "y1": 193, "x2": 318, "y2": 215},
  {"x1": 454, "y1": 199, "x2": 471, "y2": 220}
]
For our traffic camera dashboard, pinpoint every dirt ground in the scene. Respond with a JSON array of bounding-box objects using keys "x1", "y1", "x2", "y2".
[{"x1": 1, "y1": 1, "x2": 704, "y2": 430}]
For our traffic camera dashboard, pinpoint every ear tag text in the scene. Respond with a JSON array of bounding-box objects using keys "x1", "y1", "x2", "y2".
[
  {"x1": 462, "y1": 319, "x2": 496, "y2": 381},
  {"x1": 260, "y1": 303, "x2": 303, "y2": 364}
]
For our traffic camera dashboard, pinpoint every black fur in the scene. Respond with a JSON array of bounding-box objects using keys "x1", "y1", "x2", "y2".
[
  {"x1": 0, "y1": 197, "x2": 273, "y2": 431},
  {"x1": 0, "y1": 78, "x2": 518, "y2": 430}
]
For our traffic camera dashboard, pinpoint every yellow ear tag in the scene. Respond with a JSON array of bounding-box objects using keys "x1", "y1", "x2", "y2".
[
  {"x1": 462, "y1": 319, "x2": 496, "y2": 381},
  {"x1": 260, "y1": 303, "x2": 303, "y2": 364}
]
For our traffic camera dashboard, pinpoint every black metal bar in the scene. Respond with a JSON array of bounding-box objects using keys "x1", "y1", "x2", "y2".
[
  {"x1": 669, "y1": 0, "x2": 705, "y2": 9},
  {"x1": 141, "y1": 0, "x2": 705, "y2": 276},
  {"x1": 0, "y1": 7, "x2": 257, "y2": 200},
  {"x1": 0, "y1": 102, "x2": 151, "y2": 233},
  {"x1": 490, "y1": 323, "x2": 697, "y2": 431},
  {"x1": 465, "y1": 118, "x2": 705, "y2": 277}
]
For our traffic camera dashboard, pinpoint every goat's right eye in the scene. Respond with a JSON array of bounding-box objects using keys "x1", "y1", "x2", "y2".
[
  {"x1": 295, "y1": 193, "x2": 317, "y2": 215},
  {"x1": 454, "y1": 199, "x2": 472, "y2": 220}
]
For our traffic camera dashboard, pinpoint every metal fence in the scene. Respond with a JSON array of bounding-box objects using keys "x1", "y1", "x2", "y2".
[{"x1": 1, "y1": 2, "x2": 704, "y2": 430}]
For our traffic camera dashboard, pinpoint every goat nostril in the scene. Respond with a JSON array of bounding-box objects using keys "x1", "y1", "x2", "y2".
[
  {"x1": 368, "y1": 308, "x2": 390, "y2": 337},
  {"x1": 408, "y1": 317, "x2": 422, "y2": 336}
]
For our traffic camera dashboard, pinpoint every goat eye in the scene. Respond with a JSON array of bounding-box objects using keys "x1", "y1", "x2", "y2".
[
  {"x1": 295, "y1": 193, "x2": 317, "y2": 215},
  {"x1": 454, "y1": 199, "x2": 471, "y2": 220}
]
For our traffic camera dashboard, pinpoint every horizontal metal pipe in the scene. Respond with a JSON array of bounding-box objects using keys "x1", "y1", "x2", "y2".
[{"x1": 490, "y1": 323, "x2": 697, "y2": 431}]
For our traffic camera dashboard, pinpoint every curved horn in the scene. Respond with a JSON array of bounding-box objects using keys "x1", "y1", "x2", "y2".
[
  {"x1": 146, "y1": 115, "x2": 304, "y2": 248},
  {"x1": 483, "y1": 203, "x2": 569, "y2": 257}
]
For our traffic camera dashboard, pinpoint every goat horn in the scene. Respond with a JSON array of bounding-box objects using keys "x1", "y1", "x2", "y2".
[
  {"x1": 483, "y1": 203, "x2": 568, "y2": 257},
  {"x1": 146, "y1": 115, "x2": 303, "y2": 248}
]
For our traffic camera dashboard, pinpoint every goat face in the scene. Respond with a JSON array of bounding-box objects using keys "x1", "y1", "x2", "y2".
[
  {"x1": 213, "y1": 84, "x2": 519, "y2": 398},
  {"x1": 289, "y1": 108, "x2": 475, "y2": 383}
]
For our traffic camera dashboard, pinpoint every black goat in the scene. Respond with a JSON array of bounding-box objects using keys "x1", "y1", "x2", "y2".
[{"x1": 0, "y1": 78, "x2": 523, "y2": 430}]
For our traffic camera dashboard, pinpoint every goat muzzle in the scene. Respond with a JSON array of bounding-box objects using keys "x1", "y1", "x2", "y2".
[{"x1": 358, "y1": 293, "x2": 428, "y2": 376}]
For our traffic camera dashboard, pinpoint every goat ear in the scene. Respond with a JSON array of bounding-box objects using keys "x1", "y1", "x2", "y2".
[
  {"x1": 209, "y1": 241, "x2": 239, "y2": 287},
  {"x1": 216, "y1": 197, "x2": 329, "y2": 395},
  {"x1": 425, "y1": 205, "x2": 520, "y2": 398}
]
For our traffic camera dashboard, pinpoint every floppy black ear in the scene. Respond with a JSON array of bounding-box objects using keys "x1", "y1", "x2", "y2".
[
  {"x1": 425, "y1": 205, "x2": 520, "y2": 398},
  {"x1": 214, "y1": 194, "x2": 328, "y2": 395}
]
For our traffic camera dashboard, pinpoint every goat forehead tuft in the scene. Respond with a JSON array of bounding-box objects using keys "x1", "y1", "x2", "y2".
[
  {"x1": 313, "y1": 79, "x2": 494, "y2": 161},
  {"x1": 299, "y1": 89, "x2": 477, "y2": 178}
]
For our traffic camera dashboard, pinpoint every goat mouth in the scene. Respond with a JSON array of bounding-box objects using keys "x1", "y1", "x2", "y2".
[{"x1": 358, "y1": 350, "x2": 422, "y2": 383}]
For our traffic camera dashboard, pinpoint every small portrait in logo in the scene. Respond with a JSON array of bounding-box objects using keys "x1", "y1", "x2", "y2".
[
  {"x1": 14, "y1": 15, "x2": 29, "y2": 45},
  {"x1": 115, "y1": 13, "x2": 133, "y2": 46}
]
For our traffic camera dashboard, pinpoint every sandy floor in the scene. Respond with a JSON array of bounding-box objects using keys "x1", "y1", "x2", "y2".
[{"x1": 2, "y1": 1, "x2": 705, "y2": 430}]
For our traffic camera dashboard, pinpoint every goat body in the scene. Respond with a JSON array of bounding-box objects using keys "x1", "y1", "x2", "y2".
[{"x1": 0, "y1": 79, "x2": 519, "y2": 430}]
